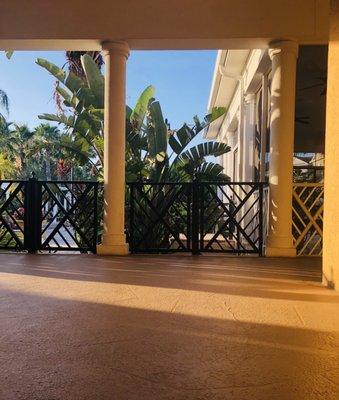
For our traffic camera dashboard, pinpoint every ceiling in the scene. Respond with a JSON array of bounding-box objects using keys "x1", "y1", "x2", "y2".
[{"x1": 0, "y1": 0, "x2": 330, "y2": 50}]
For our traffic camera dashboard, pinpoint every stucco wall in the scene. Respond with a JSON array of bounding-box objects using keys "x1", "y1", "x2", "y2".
[{"x1": 323, "y1": 0, "x2": 339, "y2": 289}]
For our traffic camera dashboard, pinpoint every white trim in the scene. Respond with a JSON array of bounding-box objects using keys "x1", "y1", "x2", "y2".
[{"x1": 205, "y1": 49, "x2": 251, "y2": 139}]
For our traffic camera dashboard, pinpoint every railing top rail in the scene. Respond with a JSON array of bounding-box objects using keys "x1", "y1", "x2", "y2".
[
  {"x1": 1, "y1": 179, "x2": 99, "y2": 185},
  {"x1": 293, "y1": 165, "x2": 324, "y2": 170},
  {"x1": 127, "y1": 181, "x2": 192, "y2": 185},
  {"x1": 127, "y1": 181, "x2": 269, "y2": 186},
  {"x1": 198, "y1": 181, "x2": 269, "y2": 186},
  {"x1": 293, "y1": 182, "x2": 324, "y2": 187},
  {"x1": 0, "y1": 179, "x2": 27, "y2": 183},
  {"x1": 40, "y1": 180, "x2": 99, "y2": 185}
]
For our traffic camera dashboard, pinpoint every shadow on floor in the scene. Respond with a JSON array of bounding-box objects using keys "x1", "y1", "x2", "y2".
[{"x1": 1, "y1": 288, "x2": 338, "y2": 400}]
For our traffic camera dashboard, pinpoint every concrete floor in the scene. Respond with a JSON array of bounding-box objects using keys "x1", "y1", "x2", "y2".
[{"x1": 0, "y1": 254, "x2": 338, "y2": 400}]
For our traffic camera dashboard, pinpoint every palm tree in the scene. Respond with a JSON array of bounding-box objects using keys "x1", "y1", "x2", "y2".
[
  {"x1": 1, "y1": 51, "x2": 14, "y2": 119},
  {"x1": 0, "y1": 115, "x2": 15, "y2": 179},
  {"x1": 25, "y1": 123, "x2": 84, "y2": 180},
  {"x1": 1, "y1": 51, "x2": 13, "y2": 118},
  {"x1": 65, "y1": 51, "x2": 104, "y2": 78},
  {"x1": 0, "y1": 121, "x2": 30, "y2": 178},
  {"x1": 0, "y1": 77, "x2": 13, "y2": 178},
  {"x1": 7, "y1": 124, "x2": 34, "y2": 177},
  {"x1": 31, "y1": 124, "x2": 62, "y2": 180},
  {"x1": 0, "y1": 89, "x2": 9, "y2": 119}
]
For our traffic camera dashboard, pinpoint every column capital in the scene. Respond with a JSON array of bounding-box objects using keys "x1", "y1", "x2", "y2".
[
  {"x1": 244, "y1": 93, "x2": 256, "y2": 104},
  {"x1": 101, "y1": 41, "x2": 130, "y2": 58},
  {"x1": 268, "y1": 40, "x2": 298, "y2": 60}
]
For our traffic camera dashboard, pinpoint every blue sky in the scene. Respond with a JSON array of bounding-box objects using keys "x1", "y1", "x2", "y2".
[{"x1": 0, "y1": 50, "x2": 216, "y2": 129}]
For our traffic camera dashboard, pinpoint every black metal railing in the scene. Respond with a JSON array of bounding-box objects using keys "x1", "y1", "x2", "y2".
[
  {"x1": 0, "y1": 180, "x2": 26, "y2": 250},
  {"x1": 198, "y1": 182, "x2": 266, "y2": 254},
  {"x1": 1, "y1": 177, "x2": 267, "y2": 256},
  {"x1": 128, "y1": 182, "x2": 192, "y2": 253},
  {"x1": 0, "y1": 178, "x2": 99, "y2": 253},
  {"x1": 127, "y1": 181, "x2": 268, "y2": 255},
  {"x1": 39, "y1": 180, "x2": 98, "y2": 253}
]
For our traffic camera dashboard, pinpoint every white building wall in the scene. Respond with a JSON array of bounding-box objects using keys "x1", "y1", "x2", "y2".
[{"x1": 217, "y1": 49, "x2": 270, "y2": 183}]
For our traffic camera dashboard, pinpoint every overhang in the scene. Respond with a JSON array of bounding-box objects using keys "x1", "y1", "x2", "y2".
[
  {"x1": 0, "y1": 0, "x2": 330, "y2": 51},
  {"x1": 205, "y1": 50, "x2": 250, "y2": 138}
]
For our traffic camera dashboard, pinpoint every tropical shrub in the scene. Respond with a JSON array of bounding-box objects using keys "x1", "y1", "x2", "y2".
[{"x1": 37, "y1": 54, "x2": 230, "y2": 182}]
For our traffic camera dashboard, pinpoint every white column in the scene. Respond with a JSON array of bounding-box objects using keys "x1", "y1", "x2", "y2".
[
  {"x1": 260, "y1": 74, "x2": 268, "y2": 182},
  {"x1": 266, "y1": 40, "x2": 298, "y2": 257},
  {"x1": 97, "y1": 41, "x2": 129, "y2": 255},
  {"x1": 243, "y1": 93, "x2": 256, "y2": 182}
]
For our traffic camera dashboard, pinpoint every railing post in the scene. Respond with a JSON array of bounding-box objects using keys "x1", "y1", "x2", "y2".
[
  {"x1": 25, "y1": 173, "x2": 41, "y2": 253},
  {"x1": 129, "y1": 183, "x2": 135, "y2": 253},
  {"x1": 191, "y1": 178, "x2": 200, "y2": 255},
  {"x1": 258, "y1": 183, "x2": 264, "y2": 256},
  {"x1": 93, "y1": 182, "x2": 99, "y2": 254}
]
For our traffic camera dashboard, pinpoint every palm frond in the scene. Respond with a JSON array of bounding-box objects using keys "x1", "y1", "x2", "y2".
[{"x1": 0, "y1": 89, "x2": 9, "y2": 115}]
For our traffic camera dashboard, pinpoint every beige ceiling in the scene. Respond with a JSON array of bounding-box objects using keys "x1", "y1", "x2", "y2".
[{"x1": 0, "y1": 0, "x2": 330, "y2": 50}]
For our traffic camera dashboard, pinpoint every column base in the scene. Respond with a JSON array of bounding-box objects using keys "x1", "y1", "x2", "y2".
[
  {"x1": 97, "y1": 233, "x2": 129, "y2": 255},
  {"x1": 97, "y1": 243, "x2": 129, "y2": 255},
  {"x1": 265, "y1": 246, "x2": 296, "y2": 257},
  {"x1": 322, "y1": 274, "x2": 336, "y2": 290}
]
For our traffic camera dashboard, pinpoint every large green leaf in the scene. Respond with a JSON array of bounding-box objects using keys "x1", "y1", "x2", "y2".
[
  {"x1": 0, "y1": 89, "x2": 9, "y2": 114},
  {"x1": 175, "y1": 160, "x2": 229, "y2": 182},
  {"x1": 93, "y1": 136, "x2": 104, "y2": 155},
  {"x1": 55, "y1": 85, "x2": 72, "y2": 103},
  {"x1": 38, "y1": 113, "x2": 75, "y2": 128},
  {"x1": 81, "y1": 54, "x2": 104, "y2": 108},
  {"x1": 73, "y1": 112, "x2": 102, "y2": 144},
  {"x1": 58, "y1": 136, "x2": 92, "y2": 165},
  {"x1": 178, "y1": 142, "x2": 230, "y2": 164},
  {"x1": 168, "y1": 124, "x2": 195, "y2": 155},
  {"x1": 36, "y1": 58, "x2": 95, "y2": 107},
  {"x1": 127, "y1": 131, "x2": 148, "y2": 153},
  {"x1": 147, "y1": 101, "x2": 167, "y2": 162},
  {"x1": 197, "y1": 162, "x2": 229, "y2": 181},
  {"x1": 89, "y1": 108, "x2": 104, "y2": 119},
  {"x1": 192, "y1": 107, "x2": 226, "y2": 133},
  {"x1": 126, "y1": 105, "x2": 133, "y2": 120},
  {"x1": 36, "y1": 58, "x2": 66, "y2": 83},
  {"x1": 130, "y1": 85, "x2": 155, "y2": 132},
  {"x1": 169, "y1": 107, "x2": 226, "y2": 157},
  {"x1": 205, "y1": 107, "x2": 227, "y2": 124},
  {"x1": 64, "y1": 72, "x2": 85, "y2": 94},
  {"x1": 55, "y1": 84, "x2": 77, "y2": 109}
]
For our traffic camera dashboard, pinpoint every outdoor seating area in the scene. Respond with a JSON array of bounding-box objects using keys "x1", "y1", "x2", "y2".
[{"x1": 1, "y1": 254, "x2": 338, "y2": 399}]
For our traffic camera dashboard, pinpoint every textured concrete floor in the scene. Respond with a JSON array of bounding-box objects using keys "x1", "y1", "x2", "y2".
[{"x1": 0, "y1": 254, "x2": 338, "y2": 400}]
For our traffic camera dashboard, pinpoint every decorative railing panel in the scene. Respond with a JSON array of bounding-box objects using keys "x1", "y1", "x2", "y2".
[
  {"x1": 0, "y1": 181, "x2": 26, "y2": 250},
  {"x1": 40, "y1": 181, "x2": 98, "y2": 252},
  {"x1": 292, "y1": 183, "x2": 323, "y2": 256},
  {"x1": 127, "y1": 181, "x2": 268, "y2": 255},
  {"x1": 199, "y1": 182, "x2": 267, "y2": 254},
  {"x1": 128, "y1": 182, "x2": 192, "y2": 253},
  {"x1": 0, "y1": 179, "x2": 98, "y2": 253}
]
